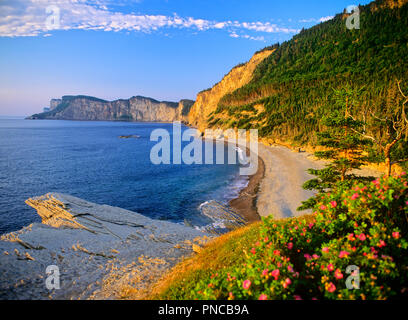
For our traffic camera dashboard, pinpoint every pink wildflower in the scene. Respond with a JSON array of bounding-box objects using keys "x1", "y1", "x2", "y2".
[
  {"x1": 271, "y1": 269, "x2": 280, "y2": 280},
  {"x1": 327, "y1": 264, "x2": 334, "y2": 272},
  {"x1": 262, "y1": 269, "x2": 269, "y2": 276},
  {"x1": 339, "y1": 251, "x2": 350, "y2": 258},
  {"x1": 327, "y1": 282, "x2": 336, "y2": 293},
  {"x1": 358, "y1": 233, "x2": 366, "y2": 241},
  {"x1": 243, "y1": 280, "x2": 251, "y2": 290},
  {"x1": 283, "y1": 278, "x2": 292, "y2": 289},
  {"x1": 258, "y1": 294, "x2": 268, "y2": 300},
  {"x1": 250, "y1": 247, "x2": 256, "y2": 255},
  {"x1": 392, "y1": 232, "x2": 400, "y2": 239},
  {"x1": 351, "y1": 193, "x2": 359, "y2": 200},
  {"x1": 334, "y1": 269, "x2": 343, "y2": 280},
  {"x1": 322, "y1": 247, "x2": 329, "y2": 253},
  {"x1": 378, "y1": 240, "x2": 386, "y2": 248},
  {"x1": 330, "y1": 201, "x2": 337, "y2": 208},
  {"x1": 287, "y1": 242, "x2": 294, "y2": 250},
  {"x1": 294, "y1": 295, "x2": 302, "y2": 300}
]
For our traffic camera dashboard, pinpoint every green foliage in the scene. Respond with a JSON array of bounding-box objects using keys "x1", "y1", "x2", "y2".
[
  {"x1": 178, "y1": 174, "x2": 408, "y2": 300},
  {"x1": 300, "y1": 88, "x2": 374, "y2": 204},
  {"x1": 31, "y1": 101, "x2": 70, "y2": 119},
  {"x1": 61, "y1": 95, "x2": 108, "y2": 103},
  {"x1": 212, "y1": 0, "x2": 408, "y2": 155}
]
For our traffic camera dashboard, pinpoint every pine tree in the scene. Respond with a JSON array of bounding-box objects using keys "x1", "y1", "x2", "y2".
[
  {"x1": 299, "y1": 87, "x2": 372, "y2": 209},
  {"x1": 354, "y1": 80, "x2": 408, "y2": 176}
]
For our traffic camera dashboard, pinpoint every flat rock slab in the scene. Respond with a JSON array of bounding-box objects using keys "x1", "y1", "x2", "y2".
[{"x1": 0, "y1": 193, "x2": 210, "y2": 300}]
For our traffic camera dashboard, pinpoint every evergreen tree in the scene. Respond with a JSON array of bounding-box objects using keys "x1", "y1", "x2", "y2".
[
  {"x1": 363, "y1": 81, "x2": 408, "y2": 176},
  {"x1": 299, "y1": 87, "x2": 372, "y2": 209}
]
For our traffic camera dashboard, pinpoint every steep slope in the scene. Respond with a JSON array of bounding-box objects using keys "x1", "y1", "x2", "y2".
[
  {"x1": 187, "y1": 49, "x2": 275, "y2": 131},
  {"x1": 28, "y1": 95, "x2": 194, "y2": 123},
  {"x1": 189, "y1": 0, "x2": 408, "y2": 150}
]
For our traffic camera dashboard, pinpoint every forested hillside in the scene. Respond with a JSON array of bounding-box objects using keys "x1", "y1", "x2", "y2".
[{"x1": 206, "y1": 0, "x2": 408, "y2": 169}]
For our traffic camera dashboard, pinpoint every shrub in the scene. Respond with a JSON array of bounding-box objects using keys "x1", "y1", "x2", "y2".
[{"x1": 190, "y1": 173, "x2": 408, "y2": 300}]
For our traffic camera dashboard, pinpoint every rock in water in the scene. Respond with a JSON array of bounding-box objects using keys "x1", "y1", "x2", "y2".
[
  {"x1": 118, "y1": 135, "x2": 140, "y2": 139},
  {"x1": 0, "y1": 193, "x2": 209, "y2": 300},
  {"x1": 198, "y1": 200, "x2": 247, "y2": 235}
]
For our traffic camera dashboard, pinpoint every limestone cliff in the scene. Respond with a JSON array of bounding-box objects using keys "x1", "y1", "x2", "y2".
[
  {"x1": 49, "y1": 98, "x2": 62, "y2": 110},
  {"x1": 28, "y1": 95, "x2": 194, "y2": 123},
  {"x1": 187, "y1": 49, "x2": 275, "y2": 132},
  {"x1": 28, "y1": 49, "x2": 272, "y2": 127}
]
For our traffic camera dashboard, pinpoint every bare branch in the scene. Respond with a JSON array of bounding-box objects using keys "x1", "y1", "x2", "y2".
[
  {"x1": 397, "y1": 80, "x2": 408, "y2": 100},
  {"x1": 392, "y1": 158, "x2": 408, "y2": 165},
  {"x1": 369, "y1": 110, "x2": 387, "y2": 122},
  {"x1": 349, "y1": 127, "x2": 379, "y2": 143}
]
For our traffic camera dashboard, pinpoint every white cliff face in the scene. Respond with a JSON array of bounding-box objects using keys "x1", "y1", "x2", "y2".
[
  {"x1": 127, "y1": 96, "x2": 179, "y2": 122},
  {"x1": 0, "y1": 193, "x2": 210, "y2": 300},
  {"x1": 49, "y1": 99, "x2": 62, "y2": 110},
  {"x1": 30, "y1": 96, "x2": 194, "y2": 122}
]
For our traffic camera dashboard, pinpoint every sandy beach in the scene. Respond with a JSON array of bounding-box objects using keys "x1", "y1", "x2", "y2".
[
  {"x1": 256, "y1": 144, "x2": 321, "y2": 218},
  {"x1": 230, "y1": 142, "x2": 382, "y2": 221}
]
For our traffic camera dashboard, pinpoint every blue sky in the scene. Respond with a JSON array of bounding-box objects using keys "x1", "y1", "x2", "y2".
[{"x1": 0, "y1": 0, "x2": 372, "y2": 116}]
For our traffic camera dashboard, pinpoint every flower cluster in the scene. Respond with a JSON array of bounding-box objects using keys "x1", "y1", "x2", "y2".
[{"x1": 191, "y1": 174, "x2": 408, "y2": 300}]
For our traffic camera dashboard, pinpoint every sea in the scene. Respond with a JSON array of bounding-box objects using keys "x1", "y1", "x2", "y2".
[{"x1": 0, "y1": 118, "x2": 248, "y2": 234}]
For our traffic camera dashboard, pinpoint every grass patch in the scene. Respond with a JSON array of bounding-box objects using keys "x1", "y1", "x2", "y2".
[{"x1": 148, "y1": 222, "x2": 261, "y2": 300}]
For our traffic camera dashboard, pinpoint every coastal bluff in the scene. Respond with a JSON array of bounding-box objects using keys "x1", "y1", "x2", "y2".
[
  {"x1": 0, "y1": 193, "x2": 210, "y2": 299},
  {"x1": 27, "y1": 95, "x2": 195, "y2": 123}
]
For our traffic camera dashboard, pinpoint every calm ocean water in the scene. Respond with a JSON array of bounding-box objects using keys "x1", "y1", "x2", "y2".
[{"x1": 0, "y1": 119, "x2": 247, "y2": 234}]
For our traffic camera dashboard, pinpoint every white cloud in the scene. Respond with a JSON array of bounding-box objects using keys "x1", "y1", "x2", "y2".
[
  {"x1": 299, "y1": 16, "x2": 334, "y2": 23},
  {"x1": 230, "y1": 32, "x2": 265, "y2": 42},
  {"x1": 0, "y1": 0, "x2": 300, "y2": 37},
  {"x1": 319, "y1": 16, "x2": 334, "y2": 22}
]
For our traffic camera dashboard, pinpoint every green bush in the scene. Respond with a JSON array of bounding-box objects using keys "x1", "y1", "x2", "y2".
[{"x1": 190, "y1": 174, "x2": 408, "y2": 300}]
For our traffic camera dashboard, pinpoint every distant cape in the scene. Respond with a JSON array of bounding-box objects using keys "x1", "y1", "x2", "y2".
[{"x1": 27, "y1": 95, "x2": 194, "y2": 123}]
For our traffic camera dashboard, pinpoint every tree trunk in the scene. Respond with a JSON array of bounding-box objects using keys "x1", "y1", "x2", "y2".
[
  {"x1": 384, "y1": 137, "x2": 400, "y2": 177},
  {"x1": 384, "y1": 146, "x2": 392, "y2": 177}
]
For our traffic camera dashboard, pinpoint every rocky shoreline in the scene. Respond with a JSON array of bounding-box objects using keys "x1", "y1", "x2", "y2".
[
  {"x1": 0, "y1": 139, "x2": 378, "y2": 300},
  {"x1": 228, "y1": 149, "x2": 264, "y2": 223},
  {"x1": 0, "y1": 193, "x2": 212, "y2": 299},
  {"x1": 0, "y1": 136, "x2": 344, "y2": 300},
  {"x1": 0, "y1": 187, "x2": 252, "y2": 299}
]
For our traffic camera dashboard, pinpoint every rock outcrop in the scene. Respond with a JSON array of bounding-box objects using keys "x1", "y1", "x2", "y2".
[
  {"x1": 0, "y1": 193, "x2": 210, "y2": 300},
  {"x1": 187, "y1": 49, "x2": 275, "y2": 132},
  {"x1": 28, "y1": 96, "x2": 194, "y2": 123},
  {"x1": 50, "y1": 99, "x2": 62, "y2": 110},
  {"x1": 27, "y1": 48, "x2": 272, "y2": 127}
]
